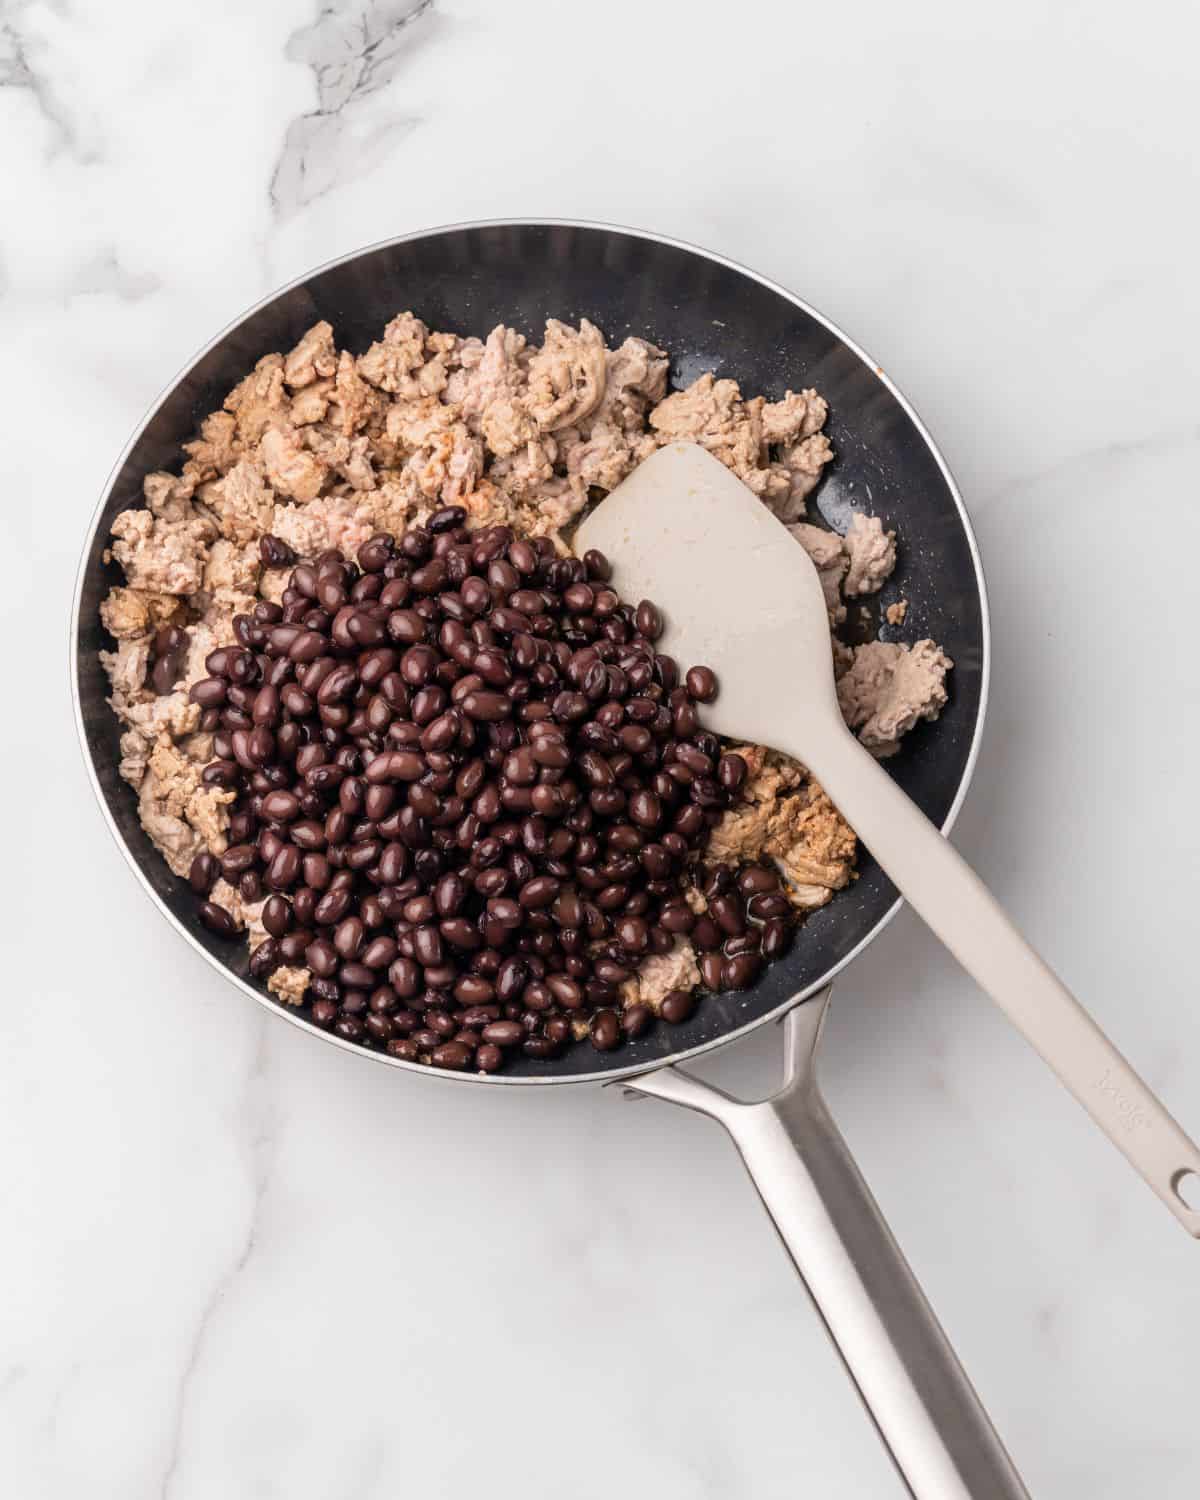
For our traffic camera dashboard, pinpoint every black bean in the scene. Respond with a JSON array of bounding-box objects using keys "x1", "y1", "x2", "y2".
[
  {"x1": 262, "y1": 790, "x2": 299, "y2": 822},
  {"x1": 506, "y1": 539, "x2": 536, "y2": 576},
  {"x1": 562, "y1": 582, "x2": 594, "y2": 613},
  {"x1": 658, "y1": 902, "x2": 694, "y2": 934},
  {"x1": 698, "y1": 951, "x2": 725, "y2": 990},
  {"x1": 309, "y1": 996, "x2": 339, "y2": 1026},
  {"x1": 350, "y1": 537, "x2": 387, "y2": 576},
  {"x1": 279, "y1": 930, "x2": 312, "y2": 963},
  {"x1": 621, "y1": 1003, "x2": 652, "y2": 1039},
  {"x1": 368, "y1": 986, "x2": 399, "y2": 1016},
  {"x1": 199, "y1": 901, "x2": 237, "y2": 937},
  {"x1": 260, "y1": 534, "x2": 296, "y2": 568},
  {"x1": 460, "y1": 690, "x2": 512, "y2": 722},
  {"x1": 661, "y1": 988, "x2": 698, "y2": 1023},
  {"x1": 723, "y1": 952, "x2": 762, "y2": 991},
  {"x1": 265, "y1": 844, "x2": 299, "y2": 890},
  {"x1": 590, "y1": 1010, "x2": 621, "y2": 1051},
  {"x1": 431, "y1": 1041, "x2": 472, "y2": 1069},
  {"x1": 634, "y1": 600, "x2": 663, "y2": 640},
  {"x1": 738, "y1": 864, "x2": 779, "y2": 896},
  {"x1": 684, "y1": 665, "x2": 718, "y2": 702},
  {"x1": 249, "y1": 939, "x2": 280, "y2": 979},
  {"x1": 673, "y1": 803, "x2": 704, "y2": 838},
  {"x1": 674, "y1": 744, "x2": 711, "y2": 776},
  {"x1": 366, "y1": 749, "x2": 424, "y2": 783},
  {"x1": 747, "y1": 892, "x2": 791, "y2": 921},
  {"x1": 518, "y1": 875, "x2": 559, "y2": 909},
  {"x1": 251, "y1": 684, "x2": 279, "y2": 726},
  {"x1": 262, "y1": 894, "x2": 291, "y2": 938},
  {"x1": 189, "y1": 851, "x2": 219, "y2": 895},
  {"x1": 362, "y1": 935, "x2": 398, "y2": 970},
  {"x1": 364, "y1": 1011, "x2": 395, "y2": 1043},
  {"x1": 412, "y1": 925, "x2": 442, "y2": 966},
  {"x1": 190, "y1": 676, "x2": 228, "y2": 709},
  {"x1": 333, "y1": 916, "x2": 364, "y2": 959},
  {"x1": 314, "y1": 886, "x2": 351, "y2": 926},
  {"x1": 614, "y1": 915, "x2": 649, "y2": 952},
  {"x1": 709, "y1": 894, "x2": 746, "y2": 937},
  {"x1": 761, "y1": 918, "x2": 793, "y2": 961},
  {"x1": 481, "y1": 1020, "x2": 524, "y2": 1047},
  {"x1": 522, "y1": 1036, "x2": 557, "y2": 1059},
  {"x1": 387, "y1": 956, "x2": 420, "y2": 997},
  {"x1": 703, "y1": 866, "x2": 733, "y2": 900},
  {"x1": 544, "y1": 973, "x2": 580, "y2": 1007},
  {"x1": 219, "y1": 843, "x2": 255, "y2": 878},
  {"x1": 492, "y1": 956, "x2": 525, "y2": 1004},
  {"x1": 628, "y1": 790, "x2": 662, "y2": 830},
  {"x1": 227, "y1": 649, "x2": 257, "y2": 686},
  {"x1": 452, "y1": 979, "x2": 492, "y2": 1010},
  {"x1": 429, "y1": 505, "x2": 466, "y2": 534},
  {"x1": 339, "y1": 962, "x2": 375, "y2": 991},
  {"x1": 718, "y1": 753, "x2": 748, "y2": 792}
]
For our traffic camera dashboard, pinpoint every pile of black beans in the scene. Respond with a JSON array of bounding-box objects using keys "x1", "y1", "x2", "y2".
[{"x1": 185, "y1": 510, "x2": 795, "y2": 1071}]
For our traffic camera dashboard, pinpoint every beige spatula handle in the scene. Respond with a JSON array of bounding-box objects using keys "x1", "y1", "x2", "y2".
[{"x1": 800, "y1": 720, "x2": 1200, "y2": 1236}]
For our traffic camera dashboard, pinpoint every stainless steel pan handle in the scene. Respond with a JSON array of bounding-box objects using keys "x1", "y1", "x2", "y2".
[{"x1": 626, "y1": 989, "x2": 1029, "y2": 1500}]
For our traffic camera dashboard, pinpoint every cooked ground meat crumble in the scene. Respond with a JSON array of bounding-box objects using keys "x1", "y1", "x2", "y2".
[{"x1": 100, "y1": 312, "x2": 951, "y2": 1021}]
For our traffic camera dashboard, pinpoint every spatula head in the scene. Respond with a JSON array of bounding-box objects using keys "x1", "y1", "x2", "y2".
[{"x1": 574, "y1": 443, "x2": 837, "y2": 752}]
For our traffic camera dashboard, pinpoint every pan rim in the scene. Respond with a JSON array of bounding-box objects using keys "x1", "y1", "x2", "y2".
[{"x1": 70, "y1": 216, "x2": 991, "y2": 1088}]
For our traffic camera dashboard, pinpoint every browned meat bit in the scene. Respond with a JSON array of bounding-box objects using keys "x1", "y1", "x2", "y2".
[
  {"x1": 355, "y1": 311, "x2": 430, "y2": 393},
  {"x1": 837, "y1": 641, "x2": 952, "y2": 757},
  {"x1": 842, "y1": 511, "x2": 897, "y2": 596},
  {"x1": 224, "y1": 354, "x2": 289, "y2": 444},
  {"x1": 707, "y1": 746, "x2": 856, "y2": 911},
  {"x1": 183, "y1": 411, "x2": 241, "y2": 481},
  {"x1": 283, "y1": 320, "x2": 338, "y2": 389},
  {"x1": 885, "y1": 599, "x2": 909, "y2": 626},
  {"x1": 524, "y1": 318, "x2": 608, "y2": 431},
  {"x1": 761, "y1": 388, "x2": 827, "y2": 445},
  {"x1": 108, "y1": 506, "x2": 215, "y2": 596},
  {"x1": 196, "y1": 458, "x2": 275, "y2": 544}
]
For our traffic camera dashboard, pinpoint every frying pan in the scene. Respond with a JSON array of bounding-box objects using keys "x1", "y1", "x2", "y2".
[{"x1": 72, "y1": 221, "x2": 1026, "y2": 1498}]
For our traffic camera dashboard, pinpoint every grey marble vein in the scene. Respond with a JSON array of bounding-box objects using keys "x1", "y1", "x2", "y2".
[
  {"x1": 0, "y1": 4, "x2": 91, "y2": 161},
  {"x1": 270, "y1": 0, "x2": 438, "y2": 220},
  {"x1": 69, "y1": 248, "x2": 162, "y2": 304},
  {"x1": 0, "y1": 18, "x2": 32, "y2": 83}
]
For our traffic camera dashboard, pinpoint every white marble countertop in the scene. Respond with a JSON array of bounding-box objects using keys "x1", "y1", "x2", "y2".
[{"x1": 6, "y1": 1, "x2": 1199, "y2": 1495}]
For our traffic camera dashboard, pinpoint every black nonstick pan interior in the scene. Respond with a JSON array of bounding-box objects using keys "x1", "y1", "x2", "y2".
[{"x1": 73, "y1": 220, "x2": 988, "y2": 1083}]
